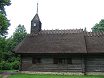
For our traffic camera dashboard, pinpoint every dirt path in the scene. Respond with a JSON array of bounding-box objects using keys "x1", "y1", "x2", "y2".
[
  {"x1": 2, "y1": 75, "x2": 10, "y2": 78},
  {"x1": 0, "y1": 71, "x2": 17, "y2": 78}
]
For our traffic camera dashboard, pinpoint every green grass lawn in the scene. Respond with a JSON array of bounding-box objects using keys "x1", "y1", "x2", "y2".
[
  {"x1": 0, "y1": 70, "x2": 16, "y2": 72},
  {"x1": 0, "y1": 75, "x2": 2, "y2": 78},
  {"x1": 8, "y1": 74, "x2": 104, "y2": 78}
]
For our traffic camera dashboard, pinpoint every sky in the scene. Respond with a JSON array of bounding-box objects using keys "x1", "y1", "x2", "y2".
[{"x1": 5, "y1": 0, "x2": 104, "y2": 36}]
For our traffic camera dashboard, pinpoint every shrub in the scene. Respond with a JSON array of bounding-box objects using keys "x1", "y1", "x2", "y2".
[
  {"x1": 12, "y1": 61, "x2": 20, "y2": 70},
  {"x1": 0, "y1": 61, "x2": 12, "y2": 70},
  {"x1": 0, "y1": 61, "x2": 20, "y2": 70}
]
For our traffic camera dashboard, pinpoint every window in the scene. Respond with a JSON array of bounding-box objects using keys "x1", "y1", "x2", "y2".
[
  {"x1": 33, "y1": 23, "x2": 36, "y2": 26},
  {"x1": 32, "y1": 58, "x2": 41, "y2": 64},
  {"x1": 53, "y1": 58, "x2": 72, "y2": 64},
  {"x1": 67, "y1": 58, "x2": 72, "y2": 64}
]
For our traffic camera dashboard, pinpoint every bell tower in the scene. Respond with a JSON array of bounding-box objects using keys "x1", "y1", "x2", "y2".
[{"x1": 31, "y1": 3, "x2": 42, "y2": 33}]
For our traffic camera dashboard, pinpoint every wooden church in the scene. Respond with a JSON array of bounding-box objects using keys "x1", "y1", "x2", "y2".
[{"x1": 14, "y1": 3, "x2": 104, "y2": 74}]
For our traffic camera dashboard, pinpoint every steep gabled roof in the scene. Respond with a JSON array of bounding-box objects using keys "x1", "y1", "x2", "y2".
[
  {"x1": 13, "y1": 30, "x2": 104, "y2": 54},
  {"x1": 32, "y1": 13, "x2": 40, "y2": 21},
  {"x1": 85, "y1": 32, "x2": 104, "y2": 53},
  {"x1": 14, "y1": 29, "x2": 87, "y2": 54}
]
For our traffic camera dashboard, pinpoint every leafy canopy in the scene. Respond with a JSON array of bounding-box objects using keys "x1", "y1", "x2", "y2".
[
  {"x1": 0, "y1": 0, "x2": 11, "y2": 15},
  {"x1": 92, "y1": 19, "x2": 104, "y2": 32},
  {"x1": 0, "y1": 0, "x2": 11, "y2": 36},
  {"x1": 12, "y1": 24, "x2": 27, "y2": 45},
  {"x1": 0, "y1": 13, "x2": 10, "y2": 36},
  {"x1": 0, "y1": 24, "x2": 27, "y2": 70}
]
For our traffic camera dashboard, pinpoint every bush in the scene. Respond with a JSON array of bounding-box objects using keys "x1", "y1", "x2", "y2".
[
  {"x1": 12, "y1": 61, "x2": 20, "y2": 70},
  {"x1": 0, "y1": 61, "x2": 20, "y2": 70},
  {"x1": 0, "y1": 61, "x2": 12, "y2": 70}
]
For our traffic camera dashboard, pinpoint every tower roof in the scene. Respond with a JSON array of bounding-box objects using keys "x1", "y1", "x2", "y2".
[
  {"x1": 32, "y1": 13, "x2": 40, "y2": 21},
  {"x1": 32, "y1": 3, "x2": 40, "y2": 21}
]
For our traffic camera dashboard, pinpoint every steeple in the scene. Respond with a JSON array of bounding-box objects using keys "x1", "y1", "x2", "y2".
[
  {"x1": 37, "y1": 3, "x2": 38, "y2": 14},
  {"x1": 31, "y1": 3, "x2": 42, "y2": 33}
]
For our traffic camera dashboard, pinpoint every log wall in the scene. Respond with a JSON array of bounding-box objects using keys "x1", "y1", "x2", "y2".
[
  {"x1": 86, "y1": 54, "x2": 104, "y2": 72},
  {"x1": 21, "y1": 54, "x2": 104, "y2": 73},
  {"x1": 21, "y1": 54, "x2": 82, "y2": 72}
]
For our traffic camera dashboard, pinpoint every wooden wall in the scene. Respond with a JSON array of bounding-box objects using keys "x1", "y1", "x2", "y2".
[
  {"x1": 86, "y1": 54, "x2": 104, "y2": 72},
  {"x1": 21, "y1": 54, "x2": 104, "y2": 72},
  {"x1": 21, "y1": 54, "x2": 82, "y2": 72}
]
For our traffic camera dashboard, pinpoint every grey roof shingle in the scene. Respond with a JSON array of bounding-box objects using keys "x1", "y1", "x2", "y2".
[
  {"x1": 13, "y1": 29, "x2": 104, "y2": 54},
  {"x1": 85, "y1": 32, "x2": 104, "y2": 53}
]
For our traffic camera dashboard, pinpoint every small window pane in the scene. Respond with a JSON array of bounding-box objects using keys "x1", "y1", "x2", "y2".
[
  {"x1": 32, "y1": 58, "x2": 41, "y2": 64},
  {"x1": 67, "y1": 58, "x2": 72, "y2": 64},
  {"x1": 53, "y1": 58, "x2": 58, "y2": 64},
  {"x1": 53, "y1": 58, "x2": 72, "y2": 64}
]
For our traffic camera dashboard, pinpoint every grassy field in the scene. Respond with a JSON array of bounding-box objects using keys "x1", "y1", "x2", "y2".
[
  {"x1": 0, "y1": 70, "x2": 16, "y2": 72},
  {"x1": 8, "y1": 74, "x2": 104, "y2": 78},
  {"x1": 0, "y1": 75, "x2": 2, "y2": 78}
]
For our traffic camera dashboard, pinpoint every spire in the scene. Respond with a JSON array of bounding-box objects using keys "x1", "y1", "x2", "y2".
[
  {"x1": 31, "y1": 2, "x2": 42, "y2": 33},
  {"x1": 32, "y1": 3, "x2": 40, "y2": 21},
  {"x1": 37, "y1": 3, "x2": 38, "y2": 14}
]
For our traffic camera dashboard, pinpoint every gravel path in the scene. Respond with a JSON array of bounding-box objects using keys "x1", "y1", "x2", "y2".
[
  {"x1": 2, "y1": 75, "x2": 10, "y2": 78},
  {"x1": 0, "y1": 72, "x2": 17, "y2": 78}
]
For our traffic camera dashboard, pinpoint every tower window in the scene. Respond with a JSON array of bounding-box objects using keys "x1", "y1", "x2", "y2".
[
  {"x1": 53, "y1": 58, "x2": 72, "y2": 64},
  {"x1": 32, "y1": 57, "x2": 41, "y2": 64},
  {"x1": 33, "y1": 23, "x2": 36, "y2": 26}
]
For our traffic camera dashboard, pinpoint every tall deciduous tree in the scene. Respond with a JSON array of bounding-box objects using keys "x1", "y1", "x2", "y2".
[
  {"x1": 0, "y1": 0, "x2": 11, "y2": 36},
  {"x1": 92, "y1": 19, "x2": 104, "y2": 32},
  {"x1": 0, "y1": 13, "x2": 10, "y2": 36},
  {"x1": 12, "y1": 24, "x2": 27, "y2": 46},
  {"x1": 0, "y1": 0, "x2": 11, "y2": 69},
  {"x1": 0, "y1": 24, "x2": 27, "y2": 70},
  {"x1": 0, "y1": 0, "x2": 11, "y2": 15}
]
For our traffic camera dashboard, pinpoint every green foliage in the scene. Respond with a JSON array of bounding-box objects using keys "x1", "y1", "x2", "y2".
[
  {"x1": 0, "y1": 0, "x2": 11, "y2": 15},
  {"x1": 0, "y1": 61, "x2": 12, "y2": 70},
  {"x1": 0, "y1": 61, "x2": 20, "y2": 70},
  {"x1": 0, "y1": 36, "x2": 6, "y2": 63},
  {"x1": 11, "y1": 61, "x2": 20, "y2": 70},
  {"x1": 0, "y1": 0, "x2": 13, "y2": 70},
  {"x1": 0, "y1": 24, "x2": 27, "y2": 70},
  {"x1": 0, "y1": 0, "x2": 11, "y2": 36},
  {"x1": 12, "y1": 24, "x2": 27, "y2": 46},
  {"x1": 92, "y1": 19, "x2": 104, "y2": 32},
  {"x1": 0, "y1": 13, "x2": 10, "y2": 36}
]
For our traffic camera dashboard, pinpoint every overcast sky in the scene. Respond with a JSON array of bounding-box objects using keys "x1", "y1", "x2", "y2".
[{"x1": 6, "y1": 0, "x2": 104, "y2": 36}]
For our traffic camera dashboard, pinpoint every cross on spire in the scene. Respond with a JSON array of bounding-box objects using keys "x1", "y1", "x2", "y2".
[{"x1": 37, "y1": 3, "x2": 38, "y2": 14}]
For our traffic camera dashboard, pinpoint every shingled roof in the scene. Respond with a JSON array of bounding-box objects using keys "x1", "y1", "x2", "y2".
[
  {"x1": 13, "y1": 29, "x2": 104, "y2": 54},
  {"x1": 14, "y1": 29, "x2": 86, "y2": 53},
  {"x1": 85, "y1": 32, "x2": 104, "y2": 53}
]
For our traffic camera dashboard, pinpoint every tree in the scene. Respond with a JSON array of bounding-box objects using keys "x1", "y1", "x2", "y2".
[
  {"x1": 0, "y1": 0, "x2": 11, "y2": 36},
  {"x1": 0, "y1": 0, "x2": 11, "y2": 69},
  {"x1": 92, "y1": 19, "x2": 104, "y2": 32},
  {"x1": 0, "y1": 37, "x2": 6, "y2": 61},
  {"x1": 0, "y1": 24, "x2": 27, "y2": 70},
  {"x1": 0, "y1": 13, "x2": 10, "y2": 36},
  {"x1": 7, "y1": 24, "x2": 27, "y2": 62},
  {"x1": 0, "y1": 0, "x2": 11, "y2": 15},
  {"x1": 12, "y1": 24, "x2": 27, "y2": 46},
  {"x1": 9, "y1": 25, "x2": 27, "y2": 69}
]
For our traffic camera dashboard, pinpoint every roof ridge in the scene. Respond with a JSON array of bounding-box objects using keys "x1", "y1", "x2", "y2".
[
  {"x1": 85, "y1": 31, "x2": 104, "y2": 37},
  {"x1": 42, "y1": 29, "x2": 83, "y2": 34}
]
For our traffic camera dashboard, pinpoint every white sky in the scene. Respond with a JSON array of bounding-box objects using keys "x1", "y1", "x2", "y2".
[{"x1": 6, "y1": 0, "x2": 104, "y2": 36}]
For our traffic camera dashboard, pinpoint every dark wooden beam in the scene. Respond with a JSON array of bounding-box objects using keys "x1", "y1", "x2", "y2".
[
  {"x1": 81, "y1": 54, "x2": 86, "y2": 75},
  {"x1": 19, "y1": 55, "x2": 22, "y2": 71}
]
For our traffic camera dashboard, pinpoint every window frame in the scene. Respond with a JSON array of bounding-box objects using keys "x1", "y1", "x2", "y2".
[
  {"x1": 53, "y1": 58, "x2": 72, "y2": 64},
  {"x1": 32, "y1": 57, "x2": 41, "y2": 64}
]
